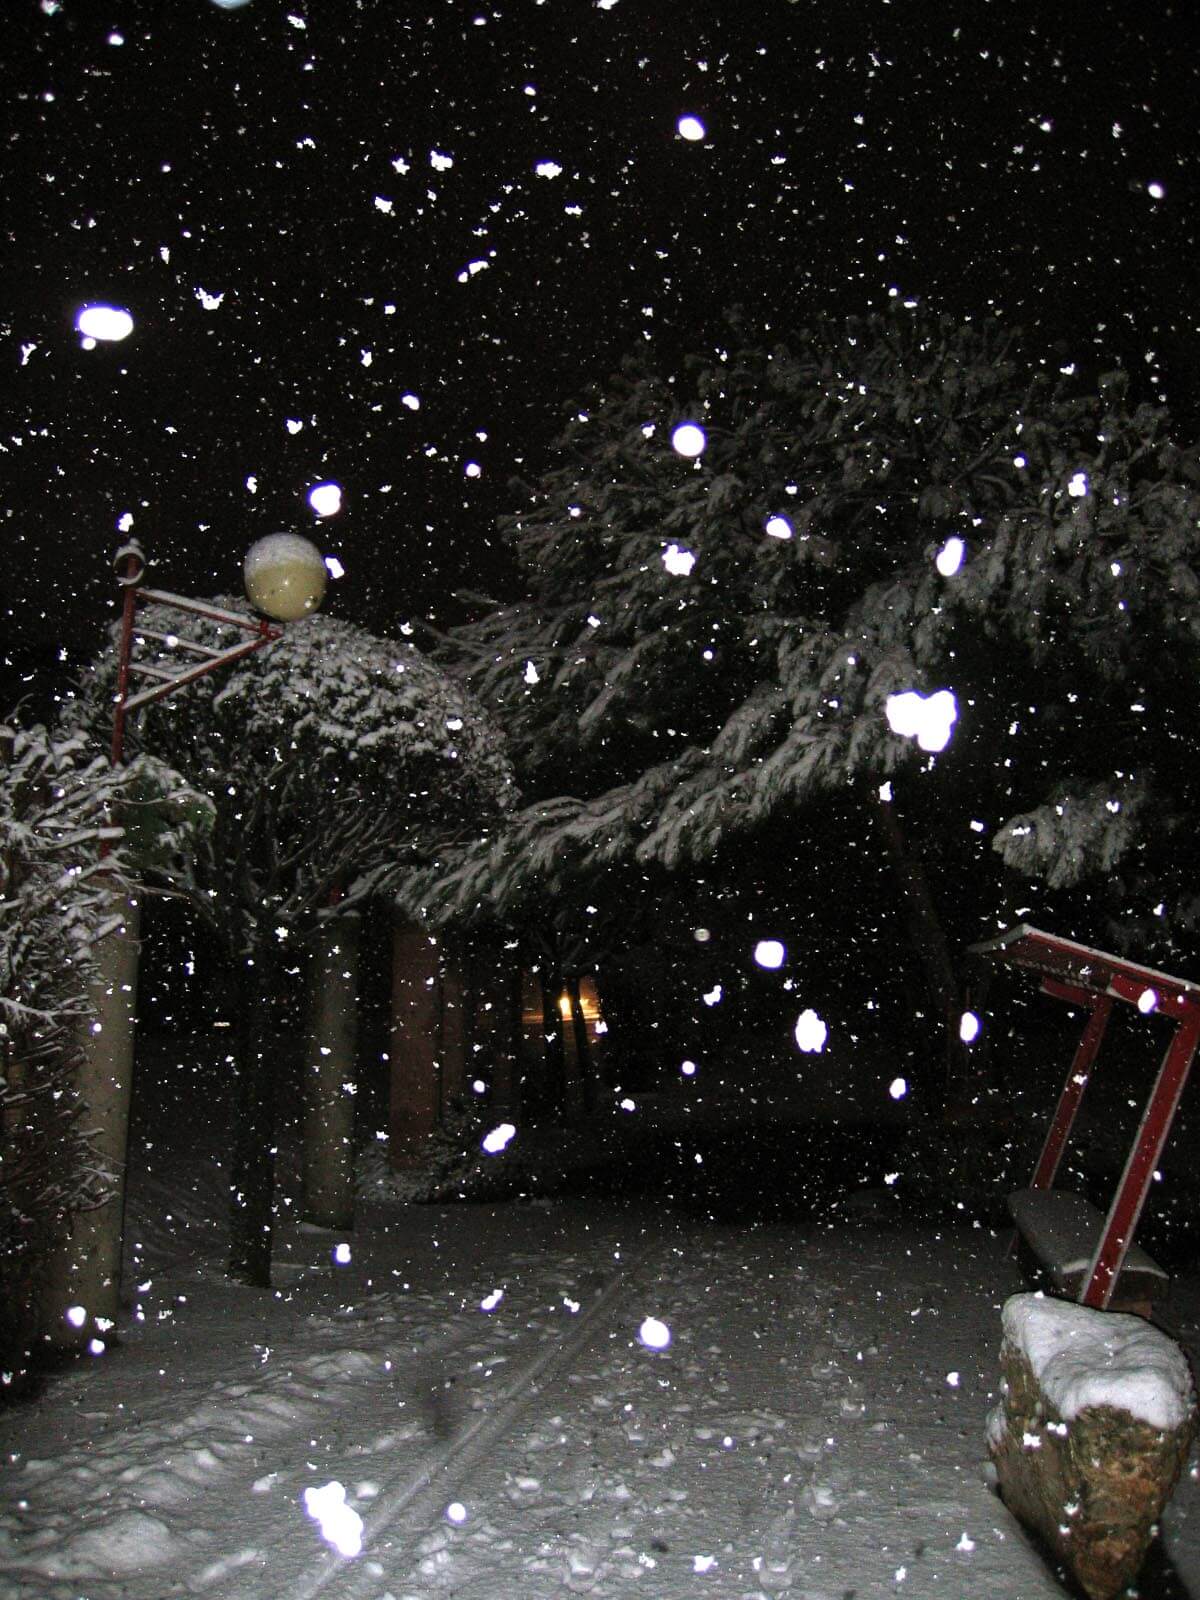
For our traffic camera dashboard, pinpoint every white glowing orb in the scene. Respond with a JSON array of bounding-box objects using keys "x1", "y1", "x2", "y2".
[
  {"x1": 639, "y1": 1315, "x2": 672, "y2": 1349},
  {"x1": 1137, "y1": 988, "x2": 1158, "y2": 1014},
  {"x1": 959, "y1": 1010, "x2": 981, "y2": 1043},
  {"x1": 671, "y1": 422, "x2": 706, "y2": 458},
  {"x1": 662, "y1": 543, "x2": 696, "y2": 576},
  {"x1": 76, "y1": 304, "x2": 134, "y2": 342},
  {"x1": 88, "y1": 1338, "x2": 106, "y2": 1356},
  {"x1": 446, "y1": 1501, "x2": 468, "y2": 1524},
  {"x1": 753, "y1": 938, "x2": 786, "y2": 969},
  {"x1": 308, "y1": 481, "x2": 343, "y2": 517},
  {"x1": 889, "y1": 1076, "x2": 908, "y2": 1101},
  {"x1": 793, "y1": 1009, "x2": 828, "y2": 1053},
  {"x1": 620, "y1": 1097, "x2": 636, "y2": 1112},
  {"x1": 1147, "y1": 181, "x2": 1165, "y2": 199},
  {"x1": 244, "y1": 533, "x2": 327, "y2": 621},
  {"x1": 693, "y1": 927, "x2": 711, "y2": 942},
  {"x1": 523, "y1": 660, "x2": 540, "y2": 685},
  {"x1": 211, "y1": 0, "x2": 253, "y2": 8},
  {"x1": 681, "y1": 1059, "x2": 697, "y2": 1076},
  {"x1": 66, "y1": 1305, "x2": 87, "y2": 1328},
  {"x1": 464, "y1": 461, "x2": 482, "y2": 478},
  {"x1": 481, "y1": 1121, "x2": 516, "y2": 1154},
  {"x1": 324, "y1": 555, "x2": 346, "y2": 580},
  {"x1": 1068, "y1": 471, "x2": 1089, "y2": 498},
  {"x1": 702, "y1": 984, "x2": 722, "y2": 1006},
  {"x1": 765, "y1": 514, "x2": 793, "y2": 540},
  {"x1": 480, "y1": 1288, "x2": 504, "y2": 1311},
  {"x1": 935, "y1": 537, "x2": 965, "y2": 576},
  {"x1": 677, "y1": 115, "x2": 706, "y2": 142},
  {"x1": 332, "y1": 1242, "x2": 351, "y2": 1265},
  {"x1": 885, "y1": 688, "x2": 958, "y2": 753},
  {"x1": 302, "y1": 1481, "x2": 363, "y2": 1558}
]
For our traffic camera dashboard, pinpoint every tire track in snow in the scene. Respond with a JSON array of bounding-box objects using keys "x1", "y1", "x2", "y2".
[{"x1": 287, "y1": 1242, "x2": 653, "y2": 1600}]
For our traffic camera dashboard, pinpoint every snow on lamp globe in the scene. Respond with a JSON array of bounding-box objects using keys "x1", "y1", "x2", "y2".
[{"x1": 243, "y1": 533, "x2": 327, "y2": 622}]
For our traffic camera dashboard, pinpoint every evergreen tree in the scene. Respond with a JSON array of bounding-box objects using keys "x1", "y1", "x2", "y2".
[{"x1": 421, "y1": 306, "x2": 1200, "y2": 1093}]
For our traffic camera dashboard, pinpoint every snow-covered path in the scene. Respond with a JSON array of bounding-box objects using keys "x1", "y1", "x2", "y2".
[
  {"x1": 4, "y1": 1177, "x2": 1200, "y2": 1597},
  {"x1": 348, "y1": 1217, "x2": 1067, "y2": 1600}
]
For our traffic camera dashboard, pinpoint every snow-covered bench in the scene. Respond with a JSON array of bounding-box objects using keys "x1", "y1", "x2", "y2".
[{"x1": 1007, "y1": 1188, "x2": 1169, "y2": 1318}]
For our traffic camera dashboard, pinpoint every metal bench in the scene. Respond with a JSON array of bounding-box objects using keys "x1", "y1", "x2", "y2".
[
  {"x1": 1006, "y1": 1187, "x2": 1169, "y2": 1319},
  {"x1": 971, "y1": 924, "x2": 1200, "y2": 1315}
]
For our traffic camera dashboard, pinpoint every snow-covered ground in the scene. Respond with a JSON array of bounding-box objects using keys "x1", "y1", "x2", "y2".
[{"x1": 3, "y1": 1049, "x2": 1200, "y2": 1599}]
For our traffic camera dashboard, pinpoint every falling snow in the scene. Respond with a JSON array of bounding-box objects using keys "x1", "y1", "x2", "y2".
[{"x1": 5, "y1": 5, "x2": 1200, "y2": 1594}]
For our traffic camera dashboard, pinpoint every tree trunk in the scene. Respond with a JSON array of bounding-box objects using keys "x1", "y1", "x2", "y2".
[
  {"x1": 228, "y1": 944, "x2": 283, "y2": 1286},
  {"x1": 870, "y1": 789, "x2": 965, "y2": 1108},
  {"x1": 301, "y1": 911, "x2": 360, "y2": 1232},
  {"x1": 389, "y1": 921, "x2": 441, "y2": 1167},
  {"x1": 536, "y1": 964, "x2": 567, "y2": 1123},
  {"x1": 493, "y1": 959, "x2": 523, "y2": 1122},
  {"x1": 37, "y1": 882, "x2": 141, "y2": 1353},
  {"x1": 467, "y1": 933, "x2": 520, "y2": 1120},
  {"x1": 438, "y1": 940, "x2": 468, "y2": 1116},
  {"x1": 566, "y1": 974, "x2": 595, "y2": 1116}
]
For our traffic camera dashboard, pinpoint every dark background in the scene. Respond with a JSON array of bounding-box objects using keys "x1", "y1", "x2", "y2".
[{"x1": 2, "y1": 0, "x2": 1196, "y2": 704}]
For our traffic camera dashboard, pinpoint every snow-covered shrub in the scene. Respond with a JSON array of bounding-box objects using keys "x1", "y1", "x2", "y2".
[{"x1": 72, "y1": 605, "x2": 515, "y2": 961}]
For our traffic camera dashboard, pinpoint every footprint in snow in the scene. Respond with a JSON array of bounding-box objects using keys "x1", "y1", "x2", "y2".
[
  {"x1": 802, "y1": 1480, "x2": 840, "y2": 1520},
  {"x1": 505, "y1": 1473, "x2": 542, "y2": 1504}
]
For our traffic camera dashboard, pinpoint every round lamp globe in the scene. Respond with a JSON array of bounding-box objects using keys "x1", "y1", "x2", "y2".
[{"x1": 244, "y1": 533, "x2": 327, "y2": 621}]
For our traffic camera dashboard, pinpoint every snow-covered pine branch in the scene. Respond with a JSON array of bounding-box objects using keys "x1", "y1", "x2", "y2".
[{"x1": 437, "y1": 302, "x2": 1200, "y2": 961}]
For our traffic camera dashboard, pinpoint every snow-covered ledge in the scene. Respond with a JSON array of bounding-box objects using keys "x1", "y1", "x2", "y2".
[{"x1": 989, "y1": 1292, "x2": 1196, "y2": 1600}]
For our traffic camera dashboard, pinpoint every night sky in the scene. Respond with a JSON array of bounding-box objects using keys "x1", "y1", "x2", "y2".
[{"x1": 3, "y1": 0, "x2": 1196, "y2": 695}]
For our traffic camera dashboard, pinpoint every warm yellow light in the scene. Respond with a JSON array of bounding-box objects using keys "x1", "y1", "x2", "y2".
[{"x1": 523, "y1": 977, "x2": 604, "y2": 1029}]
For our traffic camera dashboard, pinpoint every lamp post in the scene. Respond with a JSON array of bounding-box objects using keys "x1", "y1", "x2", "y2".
[{"x1": 40, "y1": 535, "x2": 326, "y2": 1355}]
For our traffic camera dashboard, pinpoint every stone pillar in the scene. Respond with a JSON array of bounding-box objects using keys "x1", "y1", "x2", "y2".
[
  {"x1": 389, "y1": 921, "x2": 441, "y2": 1167},
  {"x1": 38, "y1": 885, "x2": 141, "y2": 1354},
  {"x1": 301, "y1": 911, "x2": 360, "y2": 1230}
]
